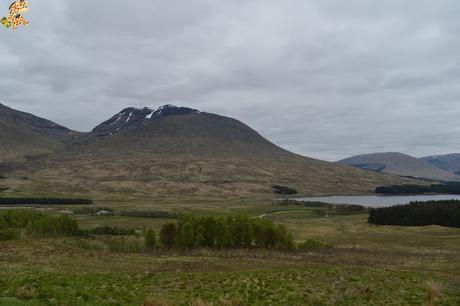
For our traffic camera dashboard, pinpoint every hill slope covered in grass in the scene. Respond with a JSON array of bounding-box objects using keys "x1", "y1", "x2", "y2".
[
  {"x1": 422, "y1": 153, "x2": 460, "y2": 175},
  {"x1": 337, "y1": 152, "x2": 460, "y2": 182},
  {"x1": 2, "y1": 104, "x2": 415, "y2": 198},
  {"x1": 0, "y1": 103, "x2": 75, "y2": 163}
]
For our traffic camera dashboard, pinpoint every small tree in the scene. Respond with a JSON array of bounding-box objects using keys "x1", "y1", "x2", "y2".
[
  {"x1": 27, "y1": 214, "x2": 80, "y2": 237},
  {"x1": 231, "y1": 215, "x2": 253, "y2": 248},
  {"x1": 201, "y1": 217, "x2": 218, "y2": 247},
  {"x1": 160, "y1": 222, "x2": 177, "y2": 248},
  {"x1": 274, "y1": 224, "x2": 294, "y2": 250},
  {"x1": 178, "y1": 221, "x2": 194, "y2": 254},
  {"x1": 215, "y1": 217, "x2": 231, "y2": 249},
  {"x1": 143, "y1": 228, "x2": 156, "y2": 252}
]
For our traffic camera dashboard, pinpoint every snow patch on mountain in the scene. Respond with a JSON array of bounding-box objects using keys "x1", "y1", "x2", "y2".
[{"x1": 92, "y1": 105, "x2": 201, "y2": 136}]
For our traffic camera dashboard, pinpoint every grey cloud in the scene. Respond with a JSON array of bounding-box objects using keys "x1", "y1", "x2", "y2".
[{"x1": 1, "y1": 0, "x2": 460, "y2": 160}]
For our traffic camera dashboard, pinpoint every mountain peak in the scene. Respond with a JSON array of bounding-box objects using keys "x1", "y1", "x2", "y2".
[
  {"x1": 154, "y1": 104, "x2": 200, "y2": 117},
  {"x1": 92, "y1": 105, "x2": 201, "y2": 135}
]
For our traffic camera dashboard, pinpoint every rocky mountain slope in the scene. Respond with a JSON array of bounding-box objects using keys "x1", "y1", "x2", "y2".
[
  {"x1": 0, "y1": 102, "x2": 74, "y2": 163},
  {"x1": 2, "y1": 104, "x2": 415, "y2": 198},
  {"x1": 338, "y1": 152, "x2": 460, "y2": 182},
  {"x1": 422, "y1": 154, "x2": 460, "y2": 175}
]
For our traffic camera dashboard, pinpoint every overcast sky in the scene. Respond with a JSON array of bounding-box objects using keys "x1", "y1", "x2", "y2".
[{"x1": 1, "y1": 0, "x2": 460, "y2": 161}]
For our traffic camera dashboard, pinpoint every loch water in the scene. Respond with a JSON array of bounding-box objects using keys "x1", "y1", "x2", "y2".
[{"x1": 291, "y1": 194, "x2": 460, "y2": 208}]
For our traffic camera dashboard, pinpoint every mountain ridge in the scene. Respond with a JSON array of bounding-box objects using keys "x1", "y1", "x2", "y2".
[
  {"x1": 338, "y1": 152, "x2": 460, "y2": 182},
  {"x1": 0, "y1": 103, "x2": 416, "y2": 198},
  {"x1": 0, "y1": 102, "x2": 76, "y2": 163},
  {"x1": 422, "y1": 154, "x2": 460, "y2": 175}
]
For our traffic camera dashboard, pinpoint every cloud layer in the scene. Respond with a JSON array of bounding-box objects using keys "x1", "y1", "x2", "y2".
[{"x1": 1, "y1": 0, "x2": 460, "y2": 160}]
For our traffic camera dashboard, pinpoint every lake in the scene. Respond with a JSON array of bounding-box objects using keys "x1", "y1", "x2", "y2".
[{"x1": 291, "y1": 195, "x2": 460, "y2": 208}]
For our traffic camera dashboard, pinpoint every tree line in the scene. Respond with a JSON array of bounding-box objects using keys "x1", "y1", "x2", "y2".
[
  {"x1": 2, "y1": 210, "x2": 331, "y2": 253},
  {"x1": 0, "y1": 198, "x2": 93, "y2": 205},
  {"x1": 368, "y1": 200, "x2": 460, "y2": 228},
  {"x1": 0, "y1": 209, "x2": 81, "y2": 240},
  {"x1": 152, "y1": 215, "x2": 295, "y2": 250},
  {"x1": 375, "y1": 183, "x2": 460, "y2": 195},
  {"x1": 279, "y1": 199, "x2": 365, "y2": 212}
]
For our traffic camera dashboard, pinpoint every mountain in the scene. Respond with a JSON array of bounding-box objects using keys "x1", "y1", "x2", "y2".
[
  {"x1": 337, "y1": 152, "x2": 460, "y2": 182},
  {"x1": 422, "y1": 154, "x2": 460, "y2": 175},
  {"x1": 70, "y1": 104, "x2": 289, "y2": 156},
  {"x1": 91, "y1": 105, "x2": 200, "y2": 137},
  {"x1": 0, "y1": 102, "x2": 75, "y2": 163},
  {"x1": 4, "y1": 104, "x2": 416, "y2": 198}
]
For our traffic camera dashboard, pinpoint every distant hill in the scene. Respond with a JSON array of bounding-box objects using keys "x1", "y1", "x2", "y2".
[
  {"x1": 337, "y1": 152, "x2": 460, "y2": 182},
  {"x1": 422, "y1": 154, "x2": 460, "y2": 175},
  {"x1": 0, "y1": 102, "x2": 75, "y2": 163},
  {"x1": 3, "y1": 104, "x2": 415, "y2": 198}
]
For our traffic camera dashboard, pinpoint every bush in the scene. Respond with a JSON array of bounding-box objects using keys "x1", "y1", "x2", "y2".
[
  {"x1": 143, "y1": 228, "x2": 156, "y2": 251},
  {"x1": 160, "y1": 222, "x2": 177, "y2": 248},
  {"x1": 1, "y1": 209, "x2": 46, "y2": 228},
  {"x1": 298, "y1": 239, "x2": 333, "y2": 250},
  {"x1": 0, "y1": 228, "x2": 20, "y2": 241},
  {"x1": 0, "y1": 209, "x2": 83, "y2": 238},
  {"x1": 228, "y1": 215, "x2": 254, "y2": 248},
  {"x1": 89, "y1": 226, "x2": 135, "y2": 236},
  {"x1": 252, "y1": 218, "x2": 276, "y2": 248},
  {"x1": 177, "y1": 219, "x2": 195, "y2": 249},
  {"x1": 368, "y1": 200, "x2": 460, "y2": 228},
  {"x1": 272, "y1": 185, "x2": 298, "y2": 195},
  {"x1": 104, "y1": 236, "x2": 142, "y2": 253},
  {"x1": 274, "y1": 224, "x2": 295, "y2": 250},
  {"x1": 27, "y1": 214, "x2": 80, "y2": 237}
]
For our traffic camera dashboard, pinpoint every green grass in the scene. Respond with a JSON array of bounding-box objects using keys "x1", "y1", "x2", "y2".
[
  {"x1": 0, "y1": 238, "x2": 459, "y2": 305},
  {"x1": 0, "y1": 241, "x2": 460, "y2": 305},
  {"x1": 0, "y1": 297, "x2": 36, "y2": 306},
  {"x1": 1, "y1": 201, "x2": 460, "y2": 305},
  {"x1": 0, "y1": 264, "x2": 455, "y2": 305}
]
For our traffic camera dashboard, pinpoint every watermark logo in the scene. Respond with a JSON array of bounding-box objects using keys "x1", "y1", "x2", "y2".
[{"x1": 2, "y1": 0, "x2": 29, "y2": 30}]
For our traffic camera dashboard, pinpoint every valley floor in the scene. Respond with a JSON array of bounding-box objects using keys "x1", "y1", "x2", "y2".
[{"x1": 1, "y1": 201, "x2": 460, "y2": 305}]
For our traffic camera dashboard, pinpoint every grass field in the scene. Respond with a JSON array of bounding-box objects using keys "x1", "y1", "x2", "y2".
[{"x1": 1, "y1": 201, "x2": 460, "y2": 305}]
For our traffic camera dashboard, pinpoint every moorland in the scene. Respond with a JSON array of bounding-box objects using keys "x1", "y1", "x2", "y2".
[{"x1": 1, "y1": 198, "x2": 459, "y2": 306}]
